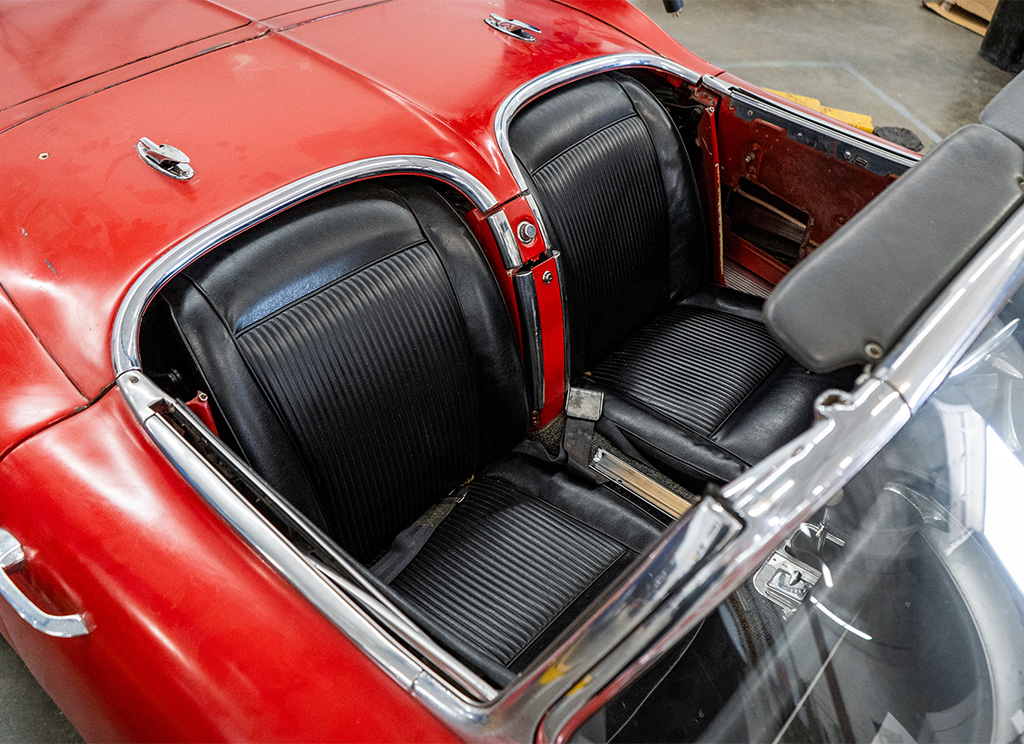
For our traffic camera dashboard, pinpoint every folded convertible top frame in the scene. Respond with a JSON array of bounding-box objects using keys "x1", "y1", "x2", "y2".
[{"x1": 112, "y1": 54, "x2": 984, "y2": 742}]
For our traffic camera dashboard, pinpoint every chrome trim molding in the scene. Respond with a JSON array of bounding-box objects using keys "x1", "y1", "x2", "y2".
[
  {"x1": 112, "y1": 155, "x2": 508, "y2": 374},
  {"x1": 727, "y1": 89, "x2": 916, "y2": 177},
  {"x1": 591, "y1": 448, "x2": 690, "y2": 518},
  {"x1": 122, "y1": 372, "x2": 497, "y2": 703},
  {"x1": 701, "y1": 75, "x2": 921, "y2": 169},
  {"x1": 546, "y1": 201, "x2": 1024, "y2": 740},
  {"x1": 485, "y1": 209, "x2": 523, "y2": 270},
  {"x1": 493, "y1": 53, "x2": 701, "y2": 196},
  {"x1": 552, "y1": 250, "x2": 571, "y2": 399},
  {"x1": 546, "y1": 378, "x2": 911, "y2": 741},
  {"x1": 109, "y1": 49, "x2": 1024, "y2": 740},
  {"x1": 513, "y1": 269, "x2": 546, "y2": 411},
  {"x1": 878, "y1": 206, "x2": 1024, "y2": 412}
]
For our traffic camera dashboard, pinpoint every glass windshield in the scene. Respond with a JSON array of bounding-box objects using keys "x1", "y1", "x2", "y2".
[{"x1": 574, "y1": 286, "x2": 1024, "y2": 744}]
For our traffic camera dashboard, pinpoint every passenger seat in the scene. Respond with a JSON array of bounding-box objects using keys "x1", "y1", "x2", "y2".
[{"x1": 508, "y1": 73, "x2": 855, "y2": 484}]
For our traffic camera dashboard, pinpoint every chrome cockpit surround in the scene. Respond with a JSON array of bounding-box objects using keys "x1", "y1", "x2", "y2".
[
  {"x1": 120, "y1": 373, "x2": 500, "y2": 704},
  {"x1": 492, "y1": 53, "x2": 701, "y2": 199},
  {"x1": 111, "y1": 157, "x2": 525, "y2": 711},
  {"x1": 108, "y1": 61, "x2": 1024, "y2": 741},
  {"x1": 541, "y1": 377, "x2": 911, "y2": 744},
  {"x1": 112, "y1": 155, "x2": 517, "y2": 376}
]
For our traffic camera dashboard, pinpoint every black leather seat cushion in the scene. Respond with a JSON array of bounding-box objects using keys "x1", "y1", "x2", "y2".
[
  {"x1": 390, "y1": 453, "x2": 660, "y2": 674},
  {"x1": 510, "y1": 73, "x2": 855, "y2": 484},
  {"x1": 586, "y1": 289, "x2": 857, "y2": 483},
  {"x1": 509, "y1": 72, "x2": 706, "y2": 381}
]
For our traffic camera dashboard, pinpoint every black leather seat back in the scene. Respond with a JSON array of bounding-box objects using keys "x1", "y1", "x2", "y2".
[
  {"x1": 164, "y1": 180, "x2": 530, "y2": 562},
  {"x1": 509, "y1": 72, "x2": 706, "y2": 379}
]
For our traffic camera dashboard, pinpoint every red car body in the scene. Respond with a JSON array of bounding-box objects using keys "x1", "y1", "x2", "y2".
[{"x1": 0, "y1": 2, "x2": 927, "y2": 740}]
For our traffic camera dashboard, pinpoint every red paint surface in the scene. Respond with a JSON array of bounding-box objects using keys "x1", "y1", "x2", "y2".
[
  {"x1": 465, "y1": 207, "x2": 524, "y2": 356},
  {"x1": 714, "y1": 77, "x2": 899, "y2": 284},
  {"x1": 0, "y1": 287, "x2": 86, "y2": 456},
  {"x1": 531, "y1": 254, "x2": 567, "y2": 426},
  {"x1": 0, "y1": 2, "x2": 726, "y2": 738},
  {"x1": 0, "y1": 0, "x2": 250, "y2": 111},
  {"x1": 0, "y1": 391, "x2": 459, "y2": 742}
]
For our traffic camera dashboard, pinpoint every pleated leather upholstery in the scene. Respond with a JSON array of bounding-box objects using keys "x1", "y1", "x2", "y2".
[
  {"x1": 510, "y1": 73, "x2": 857, "y2": 484},
  {"x1": 391, "y1": 473, "x2": 628, "y2": 666},
  {"x1": 236, "y1": 244, "x2": 479, "y2": 559},
  {"x1": 589, "y1": 305, "x2": 786, "y2": 436},
  {"x1": 530, "y1": 116, "x2": 671, "y2": 373},
  {"x1": 509, "y1": 72, "x2": 706, "y2": 380},
  {"x1": 164, "y1": 178, "x2": 664, "y2": 682},
  {"x1": 164, "y1": 180, "x2": 529, "y2": 561}
]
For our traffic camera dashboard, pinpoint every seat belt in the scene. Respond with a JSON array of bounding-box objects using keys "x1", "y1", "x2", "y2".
[
  {"x1": 563, "y1": 387, "x2": 608, "y2": 483},
  {"x1": 370, "y1": 484, "x2": 468, "y2": 584}
]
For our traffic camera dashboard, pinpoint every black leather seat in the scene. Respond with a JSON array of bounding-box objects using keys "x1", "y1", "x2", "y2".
[
  {"x1": 162, "y1": 179, "x2": 661, "y2": 685},
  {"x1": 508, "y1": 73, "x2": 854, "y2": 484}
]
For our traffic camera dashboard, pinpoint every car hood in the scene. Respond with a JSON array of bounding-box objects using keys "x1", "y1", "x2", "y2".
[{"x1": 0, "y1": 0, "x2": 405, "y2": 131}]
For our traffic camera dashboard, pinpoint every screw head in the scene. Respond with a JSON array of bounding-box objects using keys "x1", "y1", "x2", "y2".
[
  {"x1": 864, "y1": 342, "x2": 884, "y2": 360},
  {"x1": 517, "y1": 220, "x2": 537, "y2": 244},
  {"x1": 542, "y1": 270, "x2": 553, "y2": 284}
]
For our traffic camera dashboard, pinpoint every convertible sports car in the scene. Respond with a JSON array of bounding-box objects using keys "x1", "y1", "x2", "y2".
[{"x1": 3, "y1": 1, "x2": 1024, "y2": 741}]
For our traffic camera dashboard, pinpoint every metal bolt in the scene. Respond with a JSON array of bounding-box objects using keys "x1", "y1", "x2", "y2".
[
  {"x1": 542, "y1": 270, "x2": 553, "y2": 284},
  {"x1": 517, "y1": 220, "x2": 537, "y2": 245},
  {"x1": 864, "y1": 342, "x2": 884, "y2": 360},
  {"x1": 128, "y1": 375, "x2": 139, "y2": 384},
  {"x1": 743, "y1": 152, "x2": 755, "y2": 164}
]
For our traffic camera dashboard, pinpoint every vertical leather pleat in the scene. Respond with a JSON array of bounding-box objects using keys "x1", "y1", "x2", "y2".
[
  {"x1": 589, "y1": 305, "x2": 786, "y2": 435},
  {"x1": 238, "y1": 243, "x2": 479, "y2": 561},
  {"x1": 531, "y1": 115, "x2": 671, "y2": 376},
  {"x1": 391, "y1": 476, "x2": 627, "y2": 666}
]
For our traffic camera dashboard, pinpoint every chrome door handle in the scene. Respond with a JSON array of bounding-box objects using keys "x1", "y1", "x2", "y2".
[{"x1": 0, "y1": 529, "x2": 89, "y2": 637}]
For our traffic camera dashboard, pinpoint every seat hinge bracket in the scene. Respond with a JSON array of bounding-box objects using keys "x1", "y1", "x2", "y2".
[{"x1": 563, "y1": 388, "x2": 606, "y2": 482}]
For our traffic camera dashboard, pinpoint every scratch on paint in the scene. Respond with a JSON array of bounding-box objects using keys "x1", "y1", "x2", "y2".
[{"x1": 45, "y1": 260, "x2": 57, "y2": 276}]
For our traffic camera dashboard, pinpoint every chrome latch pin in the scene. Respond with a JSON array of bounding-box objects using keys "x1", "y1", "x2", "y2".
[{"x1": 136, "y1": 137, "x2": 195, "y2": 180}]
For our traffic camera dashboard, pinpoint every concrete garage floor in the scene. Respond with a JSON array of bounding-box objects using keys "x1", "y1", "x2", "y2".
[
  {"x1": 0, "y1": 2, "x2": 1016, "y2": 741},
  {"x1": 632, "y1": 0, "x2": 1016, "y2": 149}
]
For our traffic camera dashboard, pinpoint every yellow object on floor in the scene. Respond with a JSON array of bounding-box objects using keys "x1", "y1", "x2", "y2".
[{"x1": 766, "y1": 89, "x2": 874, "y2": 133}]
